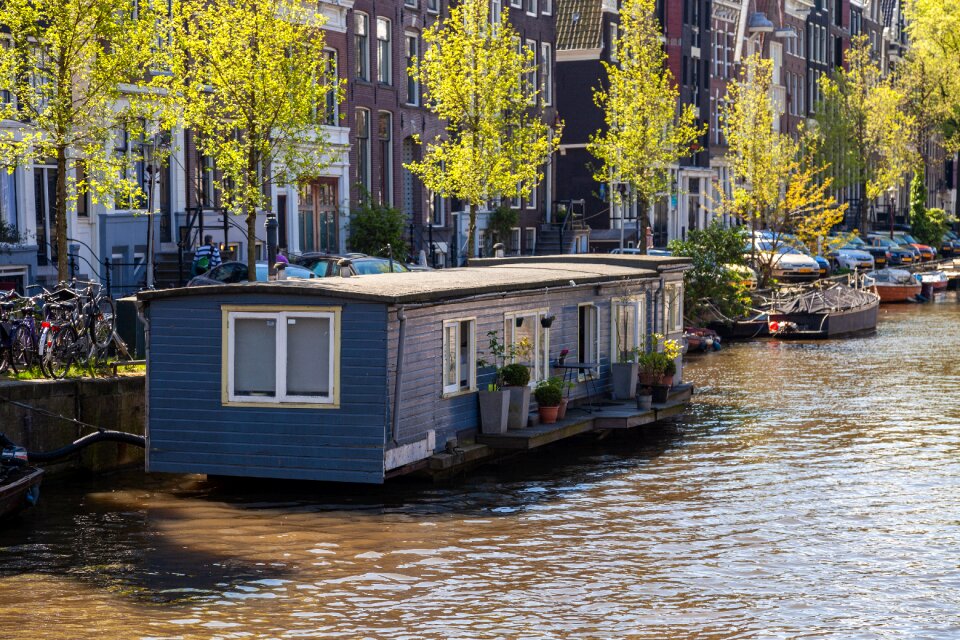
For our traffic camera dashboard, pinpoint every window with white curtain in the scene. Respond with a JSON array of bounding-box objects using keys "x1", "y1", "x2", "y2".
[
  {"x1": 225, "y1": 308, "x2": 340, "y2": 405},
  {"x1": 442, "y1": 318, "x2": 476, "y2": 395}
]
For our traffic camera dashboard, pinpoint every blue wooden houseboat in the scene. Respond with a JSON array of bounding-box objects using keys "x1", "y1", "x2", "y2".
[{"x1": 138, "y1": 255, "x2": 690, "y2": 484}]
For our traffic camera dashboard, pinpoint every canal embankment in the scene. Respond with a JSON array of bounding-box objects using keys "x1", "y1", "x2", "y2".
[{"x1": 0, "y1": 375, "x2": 145, "y2": 477}]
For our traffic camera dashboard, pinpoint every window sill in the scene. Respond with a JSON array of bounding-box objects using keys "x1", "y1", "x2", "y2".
[
  {"x1": 223, "y1": 399, "x2": 340, "y2": 409},
  {"x1": 441, "y1": 387, "x2": 477, "y2": 399}
]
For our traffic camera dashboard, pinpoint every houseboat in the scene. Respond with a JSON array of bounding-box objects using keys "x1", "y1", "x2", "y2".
[{"x1": 138, "y1": 255, "x2": 690, "y2": 484}]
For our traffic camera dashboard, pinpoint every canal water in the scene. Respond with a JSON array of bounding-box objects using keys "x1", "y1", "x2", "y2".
[{"x1": 2, "y1": 301, "x2": 959, "y2": 638}]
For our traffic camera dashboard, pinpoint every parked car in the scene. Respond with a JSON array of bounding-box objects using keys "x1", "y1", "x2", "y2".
[
  {"x1": 746, "y1": 241, "x2": 821, "y2": 282},
  {"x1": 187, "y1": 261, "x2": 316, "y2": 286},
  {"x1": 890, "y1": 232, "x2": 936, "y2": 261},
  {"x1": 293, "y1": 252, "x2": 412, "y2": 277},
  {"x1": 869, "y1": 233, "x2": 923, "y2": 262},
  {"x1": 843, "y1": 236, "x2": 889, "y2": 268},
  {"x1": 830, "y1": 246, "x2": 875, "y2": 271},
  {"x1": 866, "y1": 236, "x2": 915, "y2": 266}
]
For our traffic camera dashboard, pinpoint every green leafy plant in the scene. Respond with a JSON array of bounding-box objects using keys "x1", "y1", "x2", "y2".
[
  {"x1": 0, "y1": 219, "x2": 23, "y2": 245},
  {"x1": 348, "y1": 190, "x2": 410, "y2": 258},
  {"x1": 533, "y1": 378, "x2": 563, "y2": 407},
  {"x1": 910, "y1": 172, "x2": 954, "y2": 246},
  {"x1": 488, "y1": 204, "x2": 519, "y2": 249},
  {"x1": 501, "y1": 363, "x2": 531, "y2": 387}
]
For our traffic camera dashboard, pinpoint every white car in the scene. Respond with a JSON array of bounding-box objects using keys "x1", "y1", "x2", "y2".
[
  {"x1": 747, "y1": 241, "x2": 821, "y2": 282},
  {"x1": 831, "y1": 246, "x2": 875, "y2": 271}
]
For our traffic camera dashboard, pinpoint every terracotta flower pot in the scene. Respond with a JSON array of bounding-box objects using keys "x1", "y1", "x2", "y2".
[
  {"x1": 638, "y1": 372, "x2": 659, "y2": 386},
  {"x1": 538, "y1": 405, "x2": 560, "y2": 424},
  {"x1": 659, "y1": 373, "x2": 674, "y2": 386}
]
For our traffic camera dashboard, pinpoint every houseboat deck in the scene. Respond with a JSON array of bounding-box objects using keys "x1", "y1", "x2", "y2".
[{"x1": 424, "y1": 385, "x2": 693, "y2": 477}]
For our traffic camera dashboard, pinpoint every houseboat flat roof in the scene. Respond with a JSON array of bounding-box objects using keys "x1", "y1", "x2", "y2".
[{"x1": 139, "y1": 255, "x2": 689, "y2": 305}]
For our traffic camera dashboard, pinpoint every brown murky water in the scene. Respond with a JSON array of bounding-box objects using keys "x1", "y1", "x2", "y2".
[{"x1": 2, "y1": 300, "x2": 960, "y2": 638}]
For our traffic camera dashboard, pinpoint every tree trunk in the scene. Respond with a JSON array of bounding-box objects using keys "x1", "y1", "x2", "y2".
[
  {"x1": 55, "y1": 145, "x2": 69, "y2": 281},
  {"x1": 246, "y1": 147, "x2": 258, "y2": 282},
  {"x1": 859, "y1": 180, "x2": 869, "y2": 235},
  {"x1": 465, "y1": 201, "x2": 477, "y2": 265}
]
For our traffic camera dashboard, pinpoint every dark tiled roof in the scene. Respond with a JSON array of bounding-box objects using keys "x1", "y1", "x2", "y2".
[{"x1": 557, "y1": 0, "x2": 604, "y2": 51}]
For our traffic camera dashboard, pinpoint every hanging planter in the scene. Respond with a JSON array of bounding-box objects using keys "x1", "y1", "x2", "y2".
[
  {"x1": 540, "y1": 314, "x2": 555, "y2": 328},
  {"x1": 515, "y1": 317, "x2": 524, "y2": 327}
]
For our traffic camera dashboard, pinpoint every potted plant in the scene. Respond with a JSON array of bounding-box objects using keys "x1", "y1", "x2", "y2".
[
  {"x1": 651, "y1": 382, "x2": 670, "y2": 404},
  {"x1": 540, "y1": 314, "x2": 555, "y2": 328},
  {"x1": 636, "y1": 386, "x2": 653, "y2": 411},
  {"x1": 476, "y1": 331, "x2": 510, "y2": 434},
  {"x1": 502, "y1": 362, "x2": 532, "y2": 429},
  {"x1": 660, "y1": 359, "x2": 677, "y2": 386},
  {"x1": 534, "y1": 378, "x2": 563, "y2": 424},
  {"x1": 637, "y1": 351, "x2": 666, "y2": 387}
]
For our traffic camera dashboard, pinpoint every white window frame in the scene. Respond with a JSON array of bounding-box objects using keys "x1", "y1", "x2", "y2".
[
  {"x1": 526, "y1": 179, "x2": 537, "y2": 210},
  {"x1": 427, "y1": 0, "x2": 440, "y2": 13},
  {"x1": 610, "y1": 297, "x2": 646, "y2": 364},
  {"x1": 524, "y1": 226, "x2": 536, "y2": 254},
  {"x1": 577, "y1": 302, "x2": 600, "y2": 378},
  {"x1": 442, "y1": 318, "x2": 477, "y2": 396},
  {"x1": 509, "y1": 227, "x2": 521, "y2": 255},
  {"x1": 504, "y1": 309, "x2": 550, "y2": 383},
  {"x1": 355, "y1": 12, "x2": 370, "y2": 81},
  {"x1": 405, "y1": 33, "x2": 420, "y2": 106},
  {"x1": 510, "y1": 0, "x2": 522, "y2": 9},
  {"x1": 540, "y1": 42, "x2": 552, "y2": 106},
  {"x1": 490, "y1": 0, "x2": 502, "y2": 26},
  {"x1": 224, "y1": 307, "x2": 340, "y2": 407},
  {"x1": 541, "y1": 0, "x2": 552, "y2": 15},
  {"x1": 665, "y1": 283, "x2": 683, "y2": 333},
  {"x1": 377, "y1": 17, "x2": 392, "y2": 85},
  {"x1": 524, "y1": 0, "x2": 537, "y2": 17}
]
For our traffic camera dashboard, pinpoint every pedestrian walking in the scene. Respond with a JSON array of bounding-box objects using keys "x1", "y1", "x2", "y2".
[{"x1": 192, "y1": 235, "x2": 222, "y2": 276}]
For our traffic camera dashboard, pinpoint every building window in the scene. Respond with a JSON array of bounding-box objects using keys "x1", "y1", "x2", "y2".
[
  {"x1": 355, "y1": 13, "x2": 369, "y2": 80},
  {"x1": 323, "y1": 49, "x2": 338, "y2": 126},
  {"x1": 378, "y1": 111, "x2": 393, "y2": 205},
  {"x1": 611, "y1": 297, "x2": 646, "y2": 363},
  {"x1": 665, "y1": 283, "x2": 683, "y2": 333},
  {"x1": 377, "y1": 17, "x2": 392, "y2": 85},
  {"x1": 524, "y1": 39, "x2": 537, "y2": 102},
  {"x1": 405, "y1": 35, "x2": 420, "y2": 106},
  {"x1": 405, "y1": 0, "x2": 417, "y2": 7},
  {"x1": 510, "y1": 0, "x2": 521, "y2": 9},
  {"x1": 490, "y1": 0, "x2": 502, "y2": 25},
  {"x1": 0, "y1": 168, "x2": 16, "y2": 228},
  {"x1": 505, "y1": 309, "x2": 550, "y2": 382},
  {"x1": 509, "y1": 227, "x2": 521, "y2": 254},
  {"x1": 428, "y1": 189, "x2": 445, "y2": 226},
  {"x1": 541, "y1": 0, "x2": 552, "y2": 15},
  {"x1": 578, "y1": 303, "x2": 599, "y2": 376},
  {"x1": 526, "y1": 179, "x2": 537, "y2": 210},
  {"x1": 75, "y1": 162, "x2": 88, "y2": 218},
  {"x1": 524, "y1": 226, "x2": 536, "y2": 255},
  {"x1": 524, "y1": 0, "x2": 537, "y2": 17},
  {"x1": 224, "y1": 308, "x2": 340, "y2": 406},
  {"x1": 356, "y1": 108, "x2": 371, "y2": 194},
  {"x1": 609, "y1": 22, "x2": 618, "y2": 62},
  {"x1": 428, "y1": 0, "x2": 440, "y2": 12},
  {"x1": 442, "y1": 318, "x2": 476, "y2": 395},
  {"x1": 540, "y1": 43, "x2": 552, "y2": 106}
]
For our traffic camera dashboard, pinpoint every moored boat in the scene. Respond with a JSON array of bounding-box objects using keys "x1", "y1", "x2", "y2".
[
  {"x1": 864, "y1": 268, "x2": 922, "y2": 303},
  {"x1": 0, "y1": 465, "x2": 42, "y2": 521},
  {"x1": 767, "y1": 282, "x2": 879, "y2": 338},
  {"x1": 915, "y1": 270, "x2": 948, "y2": 299}
]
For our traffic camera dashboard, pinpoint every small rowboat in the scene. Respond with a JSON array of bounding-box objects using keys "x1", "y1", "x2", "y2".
[
  {"x1": 916, "y1": 270, "x2": 948, "y2": 299},
  {"x1": 864, "y1": 269, "x2": 921, "y2": 303},
  {"x1": 0, "y1": 466, "x2": 42, "y2": 521}
]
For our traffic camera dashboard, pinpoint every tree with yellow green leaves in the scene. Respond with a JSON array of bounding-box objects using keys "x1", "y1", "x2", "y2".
[
  {"x1": 406, "y1": 0, "x2": 559, "y2": 263},
  {"x1": 721, "y1": 55, "x2": 848, "y2": 287},
  {"x1": 587, "y1": 0, "x2": 703, "y2": 254},
  {"x1": 814, "y1": 35, "x2": 918, "y2": 234},
  {"x1": 904, "y1": 0, "x2": 960, "y2": 151},
  {"x1": 0, "y1": 0, "x2": 164, "y2": 280},
  {"x1": 159, "y1": 0, "x2": 342, "y2": 281}
]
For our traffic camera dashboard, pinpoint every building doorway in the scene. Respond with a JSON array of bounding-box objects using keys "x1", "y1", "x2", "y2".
[{"x1": 298, "y1": 178, "x2": 339, "y2": 253}]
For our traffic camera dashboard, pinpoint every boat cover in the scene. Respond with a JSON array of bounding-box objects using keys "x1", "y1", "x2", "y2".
[
  {"x1": 772, "y1": 283, "x2": 878, "y2": 315},
  {"x1": 864, "y1": 268, "x2": 914, "y2": 285}
]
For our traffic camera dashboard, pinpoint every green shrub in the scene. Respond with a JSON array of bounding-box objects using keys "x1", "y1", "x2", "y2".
[
  {"x1": 348, "y1": 189, "x2": 409, "y2": 258},
  {"x1": 501, "y1": 363, "x2": 530, "y2": 387},
  {"x1": 534, "y1": 380, "x2": 563, "y2": 406}
]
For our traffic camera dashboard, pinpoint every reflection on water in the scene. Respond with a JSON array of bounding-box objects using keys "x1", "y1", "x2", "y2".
[{"x1": 2, "y1": 301, "x2": 960, "y2": 637}]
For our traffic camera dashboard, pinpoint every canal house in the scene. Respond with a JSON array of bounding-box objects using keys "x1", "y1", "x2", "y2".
[{"x1": 138, "y1": 255, "x2": 690, "y2": 484}]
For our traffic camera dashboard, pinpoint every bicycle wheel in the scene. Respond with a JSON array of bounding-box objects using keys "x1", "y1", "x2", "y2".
[
  {"x1": 45, "y1": 326, "x2": 77, "y2": 379},
  {"x1": 12, "y1": 327, "x2": 37, "y2": 374},
  {"x1": 94, "y1": 296, "x2": 116, "y2": 349}
]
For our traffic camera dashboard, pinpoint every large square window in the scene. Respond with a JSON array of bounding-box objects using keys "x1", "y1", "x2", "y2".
[
  {"x1": 225, "y1": 307, "x2": 340, "y2": 406},
  {"x1": 611, "y1": 297, "x2": 646, "y2": 363},
  {"x1": 505, "y1": 310, "x2": 550, "y2": 382}
]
